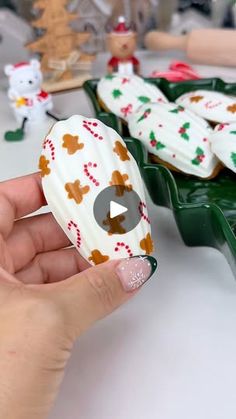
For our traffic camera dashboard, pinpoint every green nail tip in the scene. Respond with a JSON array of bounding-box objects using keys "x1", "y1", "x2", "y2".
[
  {"x1": 4, "y1": 128, "x2": 24, "y2": 142},
  {"x1": 145, "y1": 255, "x2": 158, "y2": 277},
  {"x1": 130, "y1": 255, "x2": 157, "y2": 277}
]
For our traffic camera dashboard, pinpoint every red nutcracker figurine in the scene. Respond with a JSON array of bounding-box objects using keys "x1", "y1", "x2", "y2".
[{"x1": 106, "y1": 16, "x2": 140, "y2": 76}]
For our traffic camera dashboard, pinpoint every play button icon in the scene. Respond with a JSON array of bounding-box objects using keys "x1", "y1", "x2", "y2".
[
  {"x1": 110, "y1": 201, "x2": 128, "y2": 219},
  {"x1": 93, "y1": 185, "x2": 142, "y2": 234}
]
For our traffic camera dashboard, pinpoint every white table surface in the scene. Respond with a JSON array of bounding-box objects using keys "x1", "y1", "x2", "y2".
[{"x1": 0, "y1": 52, "x2": 236, "y2": 419}]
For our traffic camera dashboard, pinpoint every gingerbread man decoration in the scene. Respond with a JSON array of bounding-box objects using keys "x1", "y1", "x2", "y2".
[
  {"x1": 65, "y1": 180, "x2": 90, "y2": 204},
  {"x1": 103, "y1": 211, "x2": 126, "y2": 235},
  {"x1": 190, "y1": 95, "x2": 204, "y2": 103},
  {"x1": 113, "y1": 140, "x2": 130, "y2": 161},
  {"x1": 140, "y1": 233, "x2": 154, "y2": 254},
  {"x1": 89, "y1": 250, "x2": 109, "y2": 265},
  {"x1": 62, "y1": 134, "x2": 84, "y2": 155},
  {"x1": 109, "y1": 170, "x2": 132, "y2": 197},
  {"x1": 227, "y1": 104, "x2": 236, "y2": 114},
  {"x1": 39, "y1": 155, "x2": 51, "y2": 177}
]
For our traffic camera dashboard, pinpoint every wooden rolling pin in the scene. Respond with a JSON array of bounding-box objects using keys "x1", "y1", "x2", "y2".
[{"x1": 145, "y1": 29, "x2": 236, "y2": 67}]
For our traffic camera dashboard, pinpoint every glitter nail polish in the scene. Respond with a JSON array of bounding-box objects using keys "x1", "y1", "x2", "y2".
[{"x1": 116, "y1": 255, "x2": 157, "y2": 292}]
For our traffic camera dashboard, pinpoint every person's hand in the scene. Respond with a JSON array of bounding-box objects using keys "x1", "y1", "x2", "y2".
[{"x1": 0, "y1": 173, "x2": 157, "y2": 419}]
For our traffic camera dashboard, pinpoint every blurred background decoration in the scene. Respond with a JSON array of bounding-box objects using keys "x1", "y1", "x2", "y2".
[
  {"x1": 1, "y1": 0, "x2": 236, "y2": 50},
  {"x1": 0, "y1": 0, "x2": 236, "y2": 82}
]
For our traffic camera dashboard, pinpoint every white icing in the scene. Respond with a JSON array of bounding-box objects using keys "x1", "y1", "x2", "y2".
[
  {"x1": 97, "y1": 74, "x2": 168, "y2": 122},
  {"x1": 128, "y1": 102, "x2": 218, "y2": 178},
  {"x1": 41, "y1": 115, "x2": 152, "y2": 265},
  {"x1": 210, "y1": 123, "x2": 236, "y2": 173},
  {"x1": 176, "y1": 90, "x2": 236, "y2": 123}
]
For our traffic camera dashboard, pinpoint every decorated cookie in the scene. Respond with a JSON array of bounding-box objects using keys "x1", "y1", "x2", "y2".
[
  {"x1": 97, "y1": 74, "x2": 168, "y2": 122},
  {"x1": 40, "y1": 115, "x2": 154, "y2": 265},
  {"x1": 209, "y1": 123, "x2": 236, "y2": 173},
  {"x1": 176, "y1": 90, "x2": 236, "y2": 124},
  {"x1": 128, "y1": 102, "x2": 219, "y2": 178}
]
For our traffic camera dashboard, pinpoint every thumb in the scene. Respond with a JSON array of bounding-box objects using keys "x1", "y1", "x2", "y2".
[{"x1": 53, "y1": 255, "x2": 157, "y2": 340}]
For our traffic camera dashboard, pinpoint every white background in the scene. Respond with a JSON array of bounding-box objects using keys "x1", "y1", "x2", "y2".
[{"x1": 0, "y1": 52, "x2": 236, "y2": 419}]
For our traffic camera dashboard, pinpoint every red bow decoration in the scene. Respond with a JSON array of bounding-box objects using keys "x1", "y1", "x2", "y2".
[{"x1": 121, "y1": 103, "x2": 133, "y2": 117}]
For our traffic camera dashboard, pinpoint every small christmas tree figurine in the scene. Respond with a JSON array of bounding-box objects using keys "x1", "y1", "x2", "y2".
[{"x1": 27, "y1": 0, "x2": 94, "y2": 91}]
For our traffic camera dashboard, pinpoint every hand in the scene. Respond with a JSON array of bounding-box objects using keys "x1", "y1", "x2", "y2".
[{"x1": 0, "y1": 173, "x2": 157, "y2": 419}]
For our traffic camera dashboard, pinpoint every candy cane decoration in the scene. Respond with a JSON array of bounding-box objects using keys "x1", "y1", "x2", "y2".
[
  {"x1": 205, "y1": 101, "x2": 222, "y2": 110},
  {"x1": 43, "y1": 138, "x2": 55, "y2": 160},
  {"x1": 114, "y1": 242, "x2": 133, "y2": 257},
  {"x1": 138, "y1": 202, "x2": 150, "y2": 224},
  {"x1": 67, "y1": 220, "x2": 81, "y2": 248},
  {"x1": 82, "y1": 120, "x2": 103, "y2": 140},
  {"x1": 83, "y1": 162, "x2": 100, "y2": 187}
]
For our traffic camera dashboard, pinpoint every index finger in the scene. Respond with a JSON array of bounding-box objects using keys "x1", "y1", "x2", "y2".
[{"x1": 0, "y1": 172, "x2": 46, "y2": 238}]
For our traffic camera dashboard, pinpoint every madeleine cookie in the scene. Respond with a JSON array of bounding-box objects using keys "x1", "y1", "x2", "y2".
[
  {"x1": 97, "y1": 74, "x2": 168, "y2": 122},
  {"x1": 128, "y1": 102, "x2": 219, "y2": 178},
  {"x1": 39, "y1": 115, "x2": 154, "y2": 265},
  {"x1": 176, "y1": 90, "x2": 236, "y2": 124},
  {"x1": 209, "y1": 123, "x2": 236, "y2": 173}
]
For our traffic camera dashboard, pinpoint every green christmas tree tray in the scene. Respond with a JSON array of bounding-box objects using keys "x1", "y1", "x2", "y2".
[{"x1": 83, "y1": 78, "x2": 236, "y2": 276}]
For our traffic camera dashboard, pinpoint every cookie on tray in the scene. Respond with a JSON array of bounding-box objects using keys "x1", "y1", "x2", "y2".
[
  {"x1": 128, "y1": 102, "x2": 220, "y2": 178},
  {"x1": 209, "y1": 123, "x2": 236, "y2": 174},
  {"x1": 176, "y1": 90, "x2": 236, "y2": 124},
  {"x1": 97, "y1": 74, "x2": 168, "y2": 122}
]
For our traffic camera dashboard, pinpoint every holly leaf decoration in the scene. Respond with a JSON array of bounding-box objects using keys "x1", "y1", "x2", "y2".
[
  {"x1": 149, "y1": 130, "x2": 165, "y2": 149},
  {"x1": 138, "y1": 96, "x2": 151, "y2": 103},
  {"x1": 156, "y1": 142, "x2": 165, "y2": 150},
  {"x1": 182, "y1": 133, "x2": 189, "y2": 140},
  {"x1": 196, "y1": 147, "x2": 204, "y2": 156},
  {"x1": 192, "y1": 157, "x2": 200, "y2": 166},
  {"x1": 231, "y1": 152, "x2": 236, "y2": 167},
  {"x1": 150, "y1": 130, "x2": 156, "y2": 141},
  {"x1": 183, "y1": 122, "x2": 190, "y2": 129},
  {"x1": 170, "y1": 105, "x2": 184, "y2": 114},
  {"x1": 112, "y1": 89, "x2": 122, "y2": 99},
  {"x1": 191, "y1": 147, "x2": 205, "y2": 166},
  {"x1": 230, "y1": 131, "x2": 236, "y2": 135},
  {"x1": 137, "y1": 108, "x2": 151, "y2": 123}
]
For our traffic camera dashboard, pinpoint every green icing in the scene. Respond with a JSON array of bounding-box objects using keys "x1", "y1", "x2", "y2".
[
  {"x1": 138, "y1": 96, "x2": 151, "y2": 104},
  {"x1": 112, "y1": 89, "x2": 122, "y2": 99}
]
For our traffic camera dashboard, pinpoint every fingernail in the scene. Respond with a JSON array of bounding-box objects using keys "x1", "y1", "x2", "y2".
[{"x1": 116, "y1": 255, "x2": 157, "y2": 292}]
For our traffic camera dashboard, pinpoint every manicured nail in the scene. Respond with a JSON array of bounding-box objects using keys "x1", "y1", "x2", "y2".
[{"x1": 116, "y1": 255, "x2": 157, "y2": 292}]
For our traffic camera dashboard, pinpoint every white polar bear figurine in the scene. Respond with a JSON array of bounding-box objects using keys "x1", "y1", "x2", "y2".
[{"x1": 4, "y1": 59, "x2": 53, "y2": 124}]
